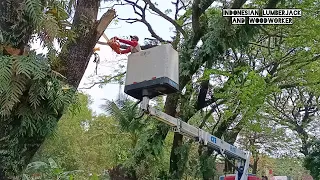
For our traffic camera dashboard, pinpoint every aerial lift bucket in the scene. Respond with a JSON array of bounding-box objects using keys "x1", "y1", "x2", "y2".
[{"x1": 124, "y1": 44, "x2": 179, "y2": 100}]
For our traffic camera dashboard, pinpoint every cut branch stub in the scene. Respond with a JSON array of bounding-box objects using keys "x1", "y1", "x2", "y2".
[
  {"x1": 96, "y1": 9, "x2": 117, "y2": 42},
  {"x1": 60, "y1": 6, "x2": 116, "y2": 89}
]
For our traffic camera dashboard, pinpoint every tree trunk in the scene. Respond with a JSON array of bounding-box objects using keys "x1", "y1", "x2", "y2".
[
  {"x1": 224, "y1": 159, "x2": 235, "y2": 174},
  {"x1": 169, "y1": 133, "x2": 184, "y2": 179},
  {"x1": 252, "y1": 155, "x2": 259, "y2": 174},
  {"x1": 296, "y1": 126, "x2": 310, "y2": 156},
  {"x1": 115, "y1": 93, "x2": 179, "y2": 180},
  {"x1": 108, "y1": 165, "x2": 137, "y2": 180},
  {"x1": 200, "y1": 110, "x2": 240, "y2": 180}
]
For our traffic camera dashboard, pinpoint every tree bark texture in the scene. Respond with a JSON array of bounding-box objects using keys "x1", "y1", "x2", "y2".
[
  {"x1": 108, "y1": 165, "x2": 137, "y2": 180},
  {"x1": 60, "y1": 0, "x2": 116, "y2": 88},
  {"x1": 169, "y1": 133, "x2": 184, "y2": 179},
  {"x1": 252, "y1": 155, "x2": 259, "y2": 174}
]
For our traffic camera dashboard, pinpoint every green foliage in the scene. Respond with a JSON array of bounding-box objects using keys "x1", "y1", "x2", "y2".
[
  {"x1": 34, "y1": 93, "x2": 93, "y2": 169},
  {"x1": 271, "y1": 157, "x2": 307, "y2": 178},
  {"x1": 256, "y1": 155, "x2": 309, "y2": 178},
  {"x1": 102, "y1": 100, "x2": 146, "y2": 134},
  {"x1": 1, "y1": 0, "x2": 73, "y2": 50},
  {"x1": 103, "y1": 98, "x2": 175, "y2": 179},
  {"x1": 33, "y1": 94, "x2": 133, "y2": 178},
  {"x1": 0, "y1": 0, "x2": 77, "y2": 177},
  {"x1": 0, "y1": 52, "x2": 76, "y2": 176},
  {"x1": 304, "y1": 140, "x2": 320, "y2": 179},
  {"x1": 25, "y1": 0, "x2": 43, "y2": 26},
  {"x1": 33, "y1": 94, "x2": 175, "y2": 179},
  {"x1": 22, "y1": 158, "x2": 83, "y2": 180},
  {"x1": 24, "y1": 0, "x2": 74, "y2": 43},
  {"x1": 199, "y1": 151, "x2": 216, "y2": 179}
]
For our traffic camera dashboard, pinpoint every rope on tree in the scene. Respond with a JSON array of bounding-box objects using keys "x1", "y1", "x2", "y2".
[{"x1": 93, "y1": 47, "x2": 100, "y2": 75}]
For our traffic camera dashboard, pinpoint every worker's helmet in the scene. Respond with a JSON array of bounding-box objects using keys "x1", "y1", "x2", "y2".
[{"x1": 130, "y1": 35, "x2": 139, "y2": 41}]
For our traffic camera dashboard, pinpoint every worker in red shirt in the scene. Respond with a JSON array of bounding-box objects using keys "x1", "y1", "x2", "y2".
[{"x1": 114, "y1": 35, "x2": 141, "y2": 54}]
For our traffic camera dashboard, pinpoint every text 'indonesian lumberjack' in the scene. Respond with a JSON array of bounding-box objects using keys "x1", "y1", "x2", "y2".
[{"x1": 222, "y1": 9, "x2": 302, "y2": 25}]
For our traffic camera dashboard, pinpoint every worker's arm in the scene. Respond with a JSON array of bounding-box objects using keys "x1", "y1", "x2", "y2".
[
  {"x1": 115, "y1": 47, "x2": 131, "y2": 54},
  {"x1": 117, "y1": 38, "x2": 138, "y2": 47}
]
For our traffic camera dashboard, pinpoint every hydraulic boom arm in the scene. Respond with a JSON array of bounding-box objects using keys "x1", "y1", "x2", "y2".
[{"x1": 140, "y1": 94, "x2": 251, "y2": 180}]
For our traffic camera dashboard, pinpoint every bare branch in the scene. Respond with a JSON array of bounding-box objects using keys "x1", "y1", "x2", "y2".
[
  {"x1": 79, "y1": 72, "x2": 126, "y2": 89},
  {"x1": 118, "y1": 0, "x2": 167, "y2": 43},
  {"x1": 143, "y1": 0, "x2": 187, "y2": 38},
  {"x1": 118, "y1": 17, "x2": 140, "y2": 24},
  {"x1": 173, "y1": 0, "x2": 179, "y2": 20},
  {"x1": 179, "y1": 0, "x2": 190, "y2": 10},
  {"x1": 124, "y1": 0, "x2": 144, "y2": 12}
]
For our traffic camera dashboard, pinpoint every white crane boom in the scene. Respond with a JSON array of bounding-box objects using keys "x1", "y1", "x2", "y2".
[
  {"x1": 123, "y1": 44, "x2": 252, "y2": 180},
  {"x1": 140, "y1": 95, "x2": 251, "y2": 180}
]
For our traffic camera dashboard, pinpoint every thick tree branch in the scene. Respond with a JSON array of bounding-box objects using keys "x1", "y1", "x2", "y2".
[
  {"x1": 266, "y1": 0, "x2": 282, "y2": 8},
  {"x1": 191, "y1": 0, "x2": 202, "y2": 45},
  {"x1": 199, "y1": 99, "x2": 227, "y2": 129},
  {"x1": 196, "y1": 80, "x2": 210, "y2": 110},
  {"x1": 0, "y1": 2, "x2": 117, "y2": 178},
  {"x1": 267, "y1": 88, "x2": 317, "y2": 156},
  {"x1": 192, "y1": 0, "x2": 247, "y2": 45},
  {"x1": 231, "y1": 0, "x2": 247, "y2": 9},
  {"x1": 199, "y1": 0, "x2": 215, "y2": 14}
]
